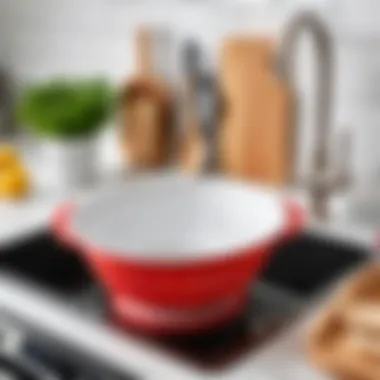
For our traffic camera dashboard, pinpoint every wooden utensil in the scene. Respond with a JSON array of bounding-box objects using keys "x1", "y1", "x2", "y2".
[
  {"x1": 119, "y1": 27, "x2": 174, "y2": 170},
  {"x1": 219, "y1": 37, "x2": 292, "y2": 185}
]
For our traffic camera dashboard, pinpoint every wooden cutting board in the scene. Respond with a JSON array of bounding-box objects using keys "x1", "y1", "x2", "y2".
[{"x1": 219, "y1": 37, "x2": 293, "y2": 186}]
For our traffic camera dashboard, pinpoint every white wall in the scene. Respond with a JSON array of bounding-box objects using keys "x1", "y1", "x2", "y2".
[{"x1": 2, "y1": 0, "x2": 308, "y2": 82}]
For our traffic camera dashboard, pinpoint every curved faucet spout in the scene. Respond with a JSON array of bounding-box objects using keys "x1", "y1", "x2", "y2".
[
  {"x1": 276, "y1": 11, "x2": 346, "y2": 220},
  {"x1": 277, "y1": 10, "x2": 333, "y2": 184}
]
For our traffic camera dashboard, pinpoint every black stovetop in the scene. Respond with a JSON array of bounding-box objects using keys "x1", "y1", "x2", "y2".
[
  {"x1": 0, "y1": 231, "x2": 370, "y2": 377},
  {"x1": 0, "y1": 231, "x2": 368, "y2": 298}
]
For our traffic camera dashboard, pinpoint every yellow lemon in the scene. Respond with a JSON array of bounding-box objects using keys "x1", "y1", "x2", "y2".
[
  {"x1": 0, "y1": 145, "x2": 19, "y2": 171},
  {"x1": 0, "y1": 164, "x2": 30, "y2": 199}
]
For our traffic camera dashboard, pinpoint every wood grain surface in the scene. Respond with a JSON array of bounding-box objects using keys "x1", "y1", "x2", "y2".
[
  {"x1": 119, "y1": 28, "x2": 174, "y2": 170},
  {"x1": 219, "y1": 37, "x2": 292, "y2": 186}
]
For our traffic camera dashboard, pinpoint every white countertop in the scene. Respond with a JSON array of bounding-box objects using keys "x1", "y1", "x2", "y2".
[
  {"x1": 0, "y1": 273, "x2": 333, "y2": 380},
  {"x1": 0, "y1": 135, "x2": 376, "y2": 379}
]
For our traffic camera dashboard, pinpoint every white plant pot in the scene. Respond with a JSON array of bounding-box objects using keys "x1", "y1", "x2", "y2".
[{"x1": 42, "y1": 139, "x2": 98, "y2": 191}]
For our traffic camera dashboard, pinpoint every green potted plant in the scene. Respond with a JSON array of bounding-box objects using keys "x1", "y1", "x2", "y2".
[{"x1": 18, "y1": 77, "x2": 114, "y2": 189}]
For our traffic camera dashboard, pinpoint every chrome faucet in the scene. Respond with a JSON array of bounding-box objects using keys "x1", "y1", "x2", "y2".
[{"x1": 277, "y1": 11, "x2": 351, "y2": 220}]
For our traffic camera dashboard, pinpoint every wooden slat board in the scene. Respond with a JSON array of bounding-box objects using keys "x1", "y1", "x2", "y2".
[{"x1": 219, "y1": 37, "x2": 292, "y2": 186}]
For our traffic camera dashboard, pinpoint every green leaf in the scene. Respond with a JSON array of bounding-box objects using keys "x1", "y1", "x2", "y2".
[{"x1": 18, "y1": 77, "x2": 115, "y2": 140}]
